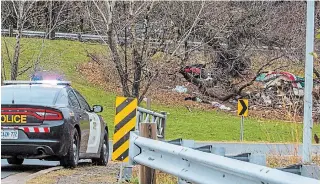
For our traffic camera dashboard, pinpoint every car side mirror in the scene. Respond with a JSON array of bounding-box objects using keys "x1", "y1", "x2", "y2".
[{"x1": 92, "y1": 105, "x2": 103, "y2": 113}]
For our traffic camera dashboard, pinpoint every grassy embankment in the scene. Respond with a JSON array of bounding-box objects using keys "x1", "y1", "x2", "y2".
[{"x1": 2, "y1": 37, "x2": 320, "y2": 143}]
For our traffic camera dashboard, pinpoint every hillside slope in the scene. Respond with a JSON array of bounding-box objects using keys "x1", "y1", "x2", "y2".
[{"x1": 1, "y1": 37, "x2": 319, "y2": 143}]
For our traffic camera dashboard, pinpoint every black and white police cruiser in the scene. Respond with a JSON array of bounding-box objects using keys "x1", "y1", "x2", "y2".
[{"x1": 1, "y1": 80, "x2": 109, "y2": 168}]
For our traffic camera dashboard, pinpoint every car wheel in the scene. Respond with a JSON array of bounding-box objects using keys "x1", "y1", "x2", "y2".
[
  {"x1": 60, "y1": 128, "x2": 79, "y2": 168},
  {"x1": 7, "y1": 157, "x2": 24, "y2": 165},
  {"x1": 92, "y1": 130, "x2": 109, "y2": 166}
]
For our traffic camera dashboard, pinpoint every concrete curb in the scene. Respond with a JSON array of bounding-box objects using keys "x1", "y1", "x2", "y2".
[
  {"x1": 24, "y1": 166, "x2": 63, "y2": 184},
  {"x1": 2, "y1": 171, "x2": 34, "y2": 184}
]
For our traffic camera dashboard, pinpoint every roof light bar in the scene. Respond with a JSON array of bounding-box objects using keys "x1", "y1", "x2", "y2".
[{"x1": 3, "y1": 80, "x2": 71, "y2": 86}]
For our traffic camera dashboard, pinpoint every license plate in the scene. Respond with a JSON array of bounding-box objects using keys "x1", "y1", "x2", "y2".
[{"x1": 1, "y1": 129, "x2": 18, "y2": 140}]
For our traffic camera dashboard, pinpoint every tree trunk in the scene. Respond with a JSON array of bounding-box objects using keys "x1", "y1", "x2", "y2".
[
  {"x1": 131, "y1": 3, "x2": 152, "y2": 99},
  {"x1": 1, "y1": 60, "x2": 6, "y2": 83},
  {"x1": 11, "y1": 14, "x2": 22, "y2": 80},
  {"x1": 107, "y1": 20, "x2": 130, "y2": 97},
  {"x1": 48, "y1": 1, "x2": 56, "y2": 40},
  {"x1": 132, "y1": 49, "x2": 142, "y2": 98}
]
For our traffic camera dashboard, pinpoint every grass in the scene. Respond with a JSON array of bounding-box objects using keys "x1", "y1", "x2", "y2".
[
  {"x1": 2, "y1": 37, "x2": 320, "y2": 143},
  {"x1": 151, "y1": 105, "x2": 317, "y2": 142}
]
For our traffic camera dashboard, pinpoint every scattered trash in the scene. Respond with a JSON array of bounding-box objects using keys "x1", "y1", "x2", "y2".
[
  {"x1": 185, "y1": 105, "x2": 192, "y2": 112},
  {"x1": 204, "y1": 76, "x2": 213, "y2": 81},
  {"x1": 229, "y1": 99, "x2": 238, "y2": 104},
  {"x1": 173, "y1": 86, "x2": 188, "y2": 93},
  {"x1": 185, "y1": 96, "x2": 202, "y2": 102},
  {"x1": 293, "y1": 88, "x2": 304, "y2": 96},
  {"x1": 211, "y1": 102, "x2": 231, "y2": 111},
  {"x1": 185, "y1": 96, "x2": 231, "y2": 111},
  {"x1": 183, "y1": 64, "x2": 214, "y2": 80},
  {"x1": 256, "y1": 73, "x2": 267, "y2": 81},
  {"x1": 261, "y1": 94, "x2": 272, "y2": 105},
  {"x1": 184, "y1": 64, "x2": 206, "y2": 79},
  {"x1": 256, "y1": 71, "x2": 305, "y2": 89}
]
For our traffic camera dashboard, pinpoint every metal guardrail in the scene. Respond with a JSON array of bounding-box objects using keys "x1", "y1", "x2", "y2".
[
  {"x1": 136, "y1": 107, "x2": 167, "y2": 140},
  {"x1": 163, "y1": 138, "x2": 267, "y2": 166},
  {"x1": 3, "y1": 80, "x2": 71, "y2": 86},
  {"x1": 129, "y1": 131, "x2": 319, "y2": 184},
  {"x1": 194, "y1": 141, "x2": 320, "y2": 156},
  {"x1": 1, "y1": 29, "x2": 298, "y2": 51}
]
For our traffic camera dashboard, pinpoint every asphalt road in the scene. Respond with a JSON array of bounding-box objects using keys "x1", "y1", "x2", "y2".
[{"x1": 1, "y1": 159, "x2": 59, "y2": 179}]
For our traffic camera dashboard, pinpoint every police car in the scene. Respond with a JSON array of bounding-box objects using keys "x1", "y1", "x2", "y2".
[{"x1": 1, "y1": 80, "x2": 109, "y2": 168}]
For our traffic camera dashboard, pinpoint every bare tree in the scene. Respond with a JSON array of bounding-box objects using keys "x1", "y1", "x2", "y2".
[
  {"x1": 10, "y1": 1, "x2": 35, "y2": 80},
  {"x1": 1, "y1": 1, "x2": 70, "y2": 80},
  {"x1": 87, "y1": 1, "x2": 191, "y2": 102}
]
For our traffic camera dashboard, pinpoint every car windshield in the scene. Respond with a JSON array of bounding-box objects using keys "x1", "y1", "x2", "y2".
[{"x1": 1, "y1": 85, "x2": 62, "y2": 106}]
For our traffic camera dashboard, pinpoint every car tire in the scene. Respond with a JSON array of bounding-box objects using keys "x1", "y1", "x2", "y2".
[
  {"x1": 92, "y1": 130, "x2": 109, "y2": 166},
  {"x1": 60, "y1": 128, "x2": 80, "y2": 168},
  {"x1": 7, "y1": 157, "x2": 24, "y2": 165}
]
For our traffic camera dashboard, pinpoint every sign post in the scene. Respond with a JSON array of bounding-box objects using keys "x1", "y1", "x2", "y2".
[
  {"x1": 240, "y1": 116, "x2": 244, "y2": 141},
  {"x1": 302, "y1": 0, "x2": 315, "y2": 164},
  {"x1": 238, "y1": 99, "x2": 248, "y2": 141}
]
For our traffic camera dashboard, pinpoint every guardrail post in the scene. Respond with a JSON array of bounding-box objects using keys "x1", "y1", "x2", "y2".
[
  {"x1": 160, "y1": 111, "x2": 167, "y2": 140},
  {"x1": 139, "y1": 122, "x2": 157, "y2": 184},
  {"x1": 181, "y1": 140, "x2": 195, "y2": 148},
  {"x1": 301, "y1": 164, "x2": 320, "y2": 179},
  {"x1": 249, "y1": 154, "x2": 267, "y2": 166},
  {"x1": 78, "y1": 33, "x2": 82, "y2": 42},
  {"x1": 135, "y1": 111, "x2": 140, "y2": 132},
  {"x1": 8, "y1": 25, "x2": 13, "y2": 37},
  {"x1": 212, "y1": 147, "x2": 226, "y2": 156},
  {"x1": 122, "y1": 164, "x2": 133, "y2": 181},
  {"x1": 50, "y1": 30, "x2": 55, "y2": 40},
  {"x1": 146, "y1": 98, "x2": 151, "y2": 109}
]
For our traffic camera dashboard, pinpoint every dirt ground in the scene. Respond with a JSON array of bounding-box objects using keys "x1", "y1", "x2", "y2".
[
  {"x1": 27, "y1": 162, "x2": 121, "y2": 184},
  {"x1": 27, "y1": 161, "x2": 177, "y2": 184}
]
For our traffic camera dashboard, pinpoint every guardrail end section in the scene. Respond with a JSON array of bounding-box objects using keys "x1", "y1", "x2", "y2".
[{"x1": 128, "y1": 131, "x2": 140, "y2": 166}]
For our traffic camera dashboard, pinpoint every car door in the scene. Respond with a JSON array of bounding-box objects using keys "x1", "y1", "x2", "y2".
[
  {"x1": 73, "y1": 90, "x2": 102, "y2": 155},
  {"x1": 67, "y1": 88, "x2": 90, "y2": 155}
]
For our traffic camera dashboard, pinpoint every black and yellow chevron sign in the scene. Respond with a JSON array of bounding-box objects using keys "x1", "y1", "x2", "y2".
[
  {"x1": 112, "y1": 97, "x2": 137, "y2": 162},
  {"x1": 238, "y1": 99, "x2": 248, "y2": 117}
]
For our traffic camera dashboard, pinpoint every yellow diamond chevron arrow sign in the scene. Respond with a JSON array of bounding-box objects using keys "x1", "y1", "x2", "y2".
[{"x1": 238, "y1": 99, "x2": 248, "y2": 117}]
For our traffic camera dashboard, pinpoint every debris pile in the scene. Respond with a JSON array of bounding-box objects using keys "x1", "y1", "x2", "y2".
[
  {"x1": 249, "y1": 71, "x2": 320, "y2": 121},
  {"x1": 179, "y1": 66, "x2": 320, "y2": 120}
]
